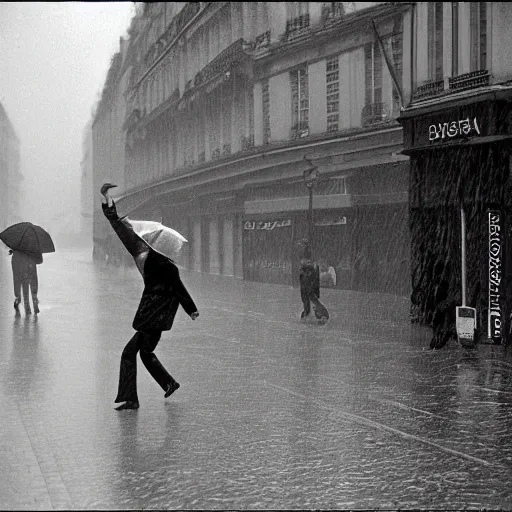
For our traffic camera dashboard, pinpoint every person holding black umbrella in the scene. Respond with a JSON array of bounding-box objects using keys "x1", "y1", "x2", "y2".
[
  {"x1": 100, "y1": 183, "x2": 199, "y2": 411},
  {"x1": 1, "y1": 222, "x2": 55, "y2": 315},
  {"x1": 298, "y1": 238, "x2": 329, "y2": 324}
]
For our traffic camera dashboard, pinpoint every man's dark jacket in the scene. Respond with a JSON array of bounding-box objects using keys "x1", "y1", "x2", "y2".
[{"x1": 102, "y1": 201, "x2": 197, "y2": 332}]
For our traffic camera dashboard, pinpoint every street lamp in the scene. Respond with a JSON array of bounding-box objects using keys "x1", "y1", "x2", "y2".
[{"x1": 303, "y1": 156, "x2": 319, "y2": 257}]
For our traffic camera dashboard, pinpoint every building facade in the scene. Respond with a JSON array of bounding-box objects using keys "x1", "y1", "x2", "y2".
[
  {"x1": 92, "y1": 1, "x2": 414, "y2": 297},
  {"x1": 399, "y1": 2, "x2": 512, "y2": 343},
  {"x1": 92, "y1": 36, "x2": 131, "y2": 263},
  {"x1": 80, "y1": 116, "x2": 94, "y2": 243},
  {"x1": 0, "y1": 102, "x2": 23, "y2": 230}
]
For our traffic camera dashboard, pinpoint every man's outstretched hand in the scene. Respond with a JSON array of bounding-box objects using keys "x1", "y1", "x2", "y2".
[
  {"x1": 100, "y1": 183, "x2": 118, "y2": 198},
  {"x1": 190, "y1": 312, "x2": 199, "y2": 321}
]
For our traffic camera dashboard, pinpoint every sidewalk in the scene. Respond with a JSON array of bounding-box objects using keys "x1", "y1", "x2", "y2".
[{"x1": 0, "y1": 249, "x2": 511, "y2": 510}]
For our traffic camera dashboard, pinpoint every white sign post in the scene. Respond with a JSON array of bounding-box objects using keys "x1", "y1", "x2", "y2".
[{"x1": 456, "y1": 206, "x2": 477, "y2": 347}]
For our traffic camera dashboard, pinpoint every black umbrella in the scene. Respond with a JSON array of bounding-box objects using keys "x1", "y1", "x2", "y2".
[{"x1": 0, "y1": 222, "x2": 55, "y2": 262}]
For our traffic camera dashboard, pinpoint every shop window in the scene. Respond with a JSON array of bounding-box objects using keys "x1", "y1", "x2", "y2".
[
  {"x1": 326, "y1": 56, "x2": 340, "y2": 132},
  {"x1": 470, "y1": 2, "x2": 487, "y2": 72},
  {"x1": 427, "y1": 2, "x2": 443, "y2": 81},
  {"x1": 262, "y1": 79, "x2": 271, "y2": 144},
  {"x1": 290, "y1": 65, "x2": 309, "y2": 138}
]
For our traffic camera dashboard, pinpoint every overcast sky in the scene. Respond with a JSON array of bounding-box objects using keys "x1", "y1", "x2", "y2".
[{"x1": 0, "y1": 1, "x2": 134, "y2": 232}]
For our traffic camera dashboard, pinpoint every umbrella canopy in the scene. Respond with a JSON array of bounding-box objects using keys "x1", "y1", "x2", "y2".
[
  {"x1": 126, "y1": 219, "x2": 187, "y2": 261},
  {"x1": 0, "y1": 222, "x2": 55, "y2": 262}
]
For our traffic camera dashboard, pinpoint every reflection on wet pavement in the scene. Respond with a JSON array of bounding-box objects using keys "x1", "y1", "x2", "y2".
[{"x1": 0, "y1": 249, "x2": 511, "y2": 509}]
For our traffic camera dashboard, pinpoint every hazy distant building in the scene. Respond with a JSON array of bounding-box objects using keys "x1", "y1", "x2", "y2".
[
  {"x1": 80, "y1": 116, "x2": 94, "y2": 242},
  {"x1": 91, "y1": 36, "x2": 130, "y2": 260},
  {"x1": 0, "y1": 102, "x2": 23, "y2": 230}
]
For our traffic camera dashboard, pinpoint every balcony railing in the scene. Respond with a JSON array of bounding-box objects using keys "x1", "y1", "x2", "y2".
[
  {"x1": 138, "y1": 3, "x2": 202, "y2": 84},
  {"x1": 241, "y1": 134, "x2": 254, "y2": 151},
  {"x1": 222, "y1": 143, "x2": 231, "y2": 156},
  {"x1": 361, "y1": 102, "x2": 390, "y2": 127},
  {"x1": 449, "y1": 70, "x2": 490, "y2": 92},
  {"x1": 322, "y1": 2, "x2": 345, "y2": 21},
  {"x1": 291, "y1": 122, "x2": 310, "y2": 139},
  {"x1": 175, "y1": 2, "x2": 201, "y2": 36},
  {"x1": 284, "y1": 13, "x2": 310, "y2": 40},
  {"x1": 412, "y1": 80, "x2": 444, "y2": 101},
  {"x1": 184, "y1": 154, "x2": 195, "y2": 167},
  {"x1": 122, "y1": 108, "x2": 142, "y2": 132},
  {"x1": 194, "y1": 38, "x2": 247, "y2": 87},
  {"x1": 254, "y1": 30, "x2": 271, "y2": 50}
]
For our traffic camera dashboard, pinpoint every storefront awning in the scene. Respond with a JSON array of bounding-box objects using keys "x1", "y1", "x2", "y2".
[{"x1": 401, "y1": 134, "x2": 512, "y2": 156}]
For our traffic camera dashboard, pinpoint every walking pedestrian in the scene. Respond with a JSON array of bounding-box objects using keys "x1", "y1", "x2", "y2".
[
  {"x1": 298, "y1": 239, "x2": 329, "y2": 324},
  {"x1": 10, "y1": 249, "x2": 40, "y2": 315},
  {"x1": 100, "y1": 183, "x2": 199, "y2": 411}
]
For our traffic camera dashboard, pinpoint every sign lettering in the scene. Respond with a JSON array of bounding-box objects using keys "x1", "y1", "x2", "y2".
[
  {"x1": 488, "y1": 210, "x2": 502, "y2": 342},
  {"x1": 428, "y1": 117, "x2": 481, "y2": 142},
  {"x1": 244, "y1": 219, "x2": 291, "y2": 231}
]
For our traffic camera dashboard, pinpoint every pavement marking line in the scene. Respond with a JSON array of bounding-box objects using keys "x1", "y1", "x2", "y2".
[
  {"x1": 265, "y1": 381, "x2": 502, "y2": 469},
  {"x1": 370, "y1": 397, "x2": 450, "y2": 420},
  {"x1": 477, "y1": 386, "x2": 512, "y2": 395},
  {"x1": 14, "y1": 402, "x2": 73, "y2": 509},
  {"x1": 204, "y1": 332, "x2": 240, "y2": 344},
  {"x1": 206, "y1": 306, "x2": 297, "y2": 327}
]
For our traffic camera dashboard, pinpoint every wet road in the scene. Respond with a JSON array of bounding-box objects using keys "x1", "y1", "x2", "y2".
[{"x1": 1, "y1": 248, "x2": 512, "y2": 510}]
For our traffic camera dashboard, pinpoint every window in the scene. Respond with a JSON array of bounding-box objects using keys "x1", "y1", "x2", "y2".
[
  {"x1": 221, "y1": 86, "x2": 231, "y2": 154},
  {"x1": 427, "y1": 2, "x2": 443, "y2": 81},
  {"x1": 262, "y1": 80, "x2": 270, "y2": 144},
  {"x1": 470, "y1": 2, "x2": 487, "y2": 71},
  {"x1": 208, "y1": 91, "x2": 221, "y2": 158},
  {"x1": 290, "y1": 66, "x2": 309, "y2": 137},
  {"x1": 452, "y1": 2, "x2": 459, "y2": 75},
  {"x1": 326, "y1": 56, "x2": 339, "y2": 132},
  {"x1": 364, "y1": 42, "x2": 382, "y2": 105},
  {"x1": 389, "y1": 31, "x2": 403, "y2": 113},
  {"x1": 286, "y1": 2, "x2": 310, "y2": 35},
  {"x1": 287, "y1": 2, "x2": 309, "y2": 20},
  {"x1": 196, "y1": 104, "x2": 205, "y2": 162},
  {"x1": 322, "y1": 2, "x2": 345, "y2": 19}
]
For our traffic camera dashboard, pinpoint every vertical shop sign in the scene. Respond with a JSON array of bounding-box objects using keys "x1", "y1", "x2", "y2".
[{"x1": 488, "y1": 210, "x2": 502, "y2": 342}]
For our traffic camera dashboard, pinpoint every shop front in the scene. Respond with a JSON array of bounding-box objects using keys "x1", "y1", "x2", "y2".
[
  {"x1": 243, "y1": 216, "x2": 294, "y2": 286},
  {"x1": 400, "y1": 95, "x2": 512, "y2": 344}
]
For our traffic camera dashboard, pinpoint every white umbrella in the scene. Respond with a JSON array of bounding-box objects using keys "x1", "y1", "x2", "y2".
[{"x1": 126, "y1": 219, "x2": 187, "y2": 261}]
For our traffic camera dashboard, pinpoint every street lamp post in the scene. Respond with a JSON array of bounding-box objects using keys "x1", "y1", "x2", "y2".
[{"x1": 303, "y1": 157, "x2": 319, "y2": 257}]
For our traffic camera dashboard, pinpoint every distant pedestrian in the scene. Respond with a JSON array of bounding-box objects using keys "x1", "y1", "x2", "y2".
[
  {"x1": 298, "y1": 239, "x2": 329, "y2": 324},
  {"x1": 101, "y1": 183, "x2": 199, "y2": 411},
  {"x1": 10, "y1": 249, "x2": 40, "y2": 315}
]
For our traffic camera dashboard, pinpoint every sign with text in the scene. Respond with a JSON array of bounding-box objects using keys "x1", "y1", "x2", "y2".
[
  {"x1": 488, "y1": 210, "x2": 502, "y2": 343},
  {"x1": 456, "y1": 306, "x2": 476, "y2": 347},
  {"x1": 244, "y1": 219, "x2": 291, "y2": 231},
  {"x1": 429, "y1": 117, "x2": 481, "y2": 142},
  {"x1": 404, "y1": 99, "x2": 507, "y2": 149}
]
